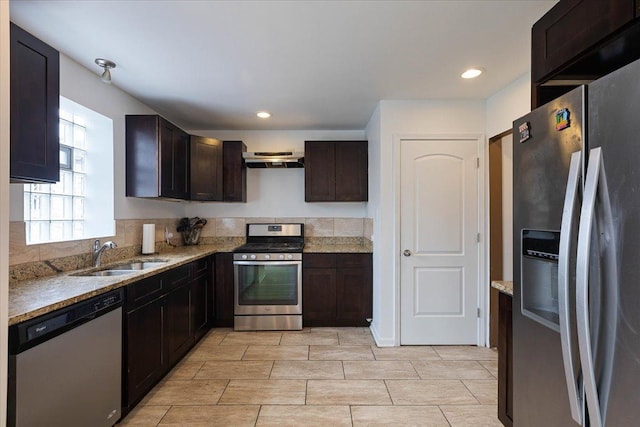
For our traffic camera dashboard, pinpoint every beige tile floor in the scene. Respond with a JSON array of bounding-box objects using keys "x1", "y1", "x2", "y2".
[{"x1": 118, "y1": 327, "x2": 501, "y2": 426}]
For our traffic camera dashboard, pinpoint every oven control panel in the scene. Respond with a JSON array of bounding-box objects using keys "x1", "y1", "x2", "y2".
[{"x1": 233, "y1": 253, "x2": 302, "y2": 261}]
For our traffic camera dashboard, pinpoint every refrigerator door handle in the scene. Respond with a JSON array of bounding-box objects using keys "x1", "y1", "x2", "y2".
[
  {"x1": 558, "y1": 150, "x2": 583, "y2": 425},
  {"x1": 576, "y1": 147, "x2": 611, "y2": 427}
]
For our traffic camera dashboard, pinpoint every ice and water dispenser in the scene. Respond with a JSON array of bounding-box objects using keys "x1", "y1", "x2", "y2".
[{"x1": 521, "y1": 229, "x2": 561, "y2": 332}]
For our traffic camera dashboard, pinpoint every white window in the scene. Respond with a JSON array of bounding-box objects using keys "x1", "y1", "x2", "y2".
[{"x1": 24, "y1": 97, "x2": 114, "y2": 244}]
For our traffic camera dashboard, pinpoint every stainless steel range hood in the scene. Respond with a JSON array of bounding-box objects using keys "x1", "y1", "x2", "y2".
[{"x1": 243, "y1": 151, "x2": 304, "y2": 168}]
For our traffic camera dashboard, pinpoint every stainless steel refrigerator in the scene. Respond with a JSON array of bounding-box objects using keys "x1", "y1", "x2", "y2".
[{"x1": 512, "y1": 57, "x2": 640, "y2": 427}]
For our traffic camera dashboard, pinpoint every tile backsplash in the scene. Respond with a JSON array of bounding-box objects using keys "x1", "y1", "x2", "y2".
[{"x1": 9, "y1": 217, "x2": 373, "y2": 267}]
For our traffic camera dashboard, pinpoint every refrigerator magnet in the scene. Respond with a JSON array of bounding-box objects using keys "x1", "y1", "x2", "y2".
[
  {"x1": 519, "y1": 121, "x2": 531, "y2": 143},
  {"x1": 555, "y1": 108, "x2": 570, "y2": 130}
]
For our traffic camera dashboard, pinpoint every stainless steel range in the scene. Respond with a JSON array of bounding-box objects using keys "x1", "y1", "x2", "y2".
[{"x1": 233, "y1": 223, "x2": 304, "y2": 331}]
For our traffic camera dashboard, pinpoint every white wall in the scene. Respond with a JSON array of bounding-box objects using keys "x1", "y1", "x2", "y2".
[
  {"x1": 185, "y1": 130, "x2": 368, "y2": 219},
  {"x1": 366, "y1": 100, "x2": 486, "y2": 346},
  {"x1": 486, "y1": 72, "x2": 531, "y2": 138},
  {"x1": 9, "y1": 53, "x2": 187, "y2": 222},
  {"x1": 1, "y1": 2, "x2": 10, "y2": 422},
  {"x1": 485, "y1": 74, "x2": 531, "y2": 281},
  {"x1": 501, "y1": 134, "x2": 513, "y2": 281}
]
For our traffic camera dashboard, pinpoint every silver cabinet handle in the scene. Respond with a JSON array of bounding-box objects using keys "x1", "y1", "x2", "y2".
[
  {"x1": 403, "y1": 250, "x2": 412, "y2": 257},
  {"x1": 558, "y1": 151, "x2": 583, "y2": 425},
  {"x1": 576, "y1": 147, "x2": 618, "y2": 427}
]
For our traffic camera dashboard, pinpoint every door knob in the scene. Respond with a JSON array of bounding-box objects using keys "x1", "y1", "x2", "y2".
[{"x1": 403, "y1": 249, "x2": 412, "y2": 257}]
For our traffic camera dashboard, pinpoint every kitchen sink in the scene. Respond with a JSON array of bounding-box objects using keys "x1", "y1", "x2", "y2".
[
  {"x1": 75, "y1": 270, "x2": 133, "y2": 277},
  {"x1": 106, "y1": 261, "x2": 167, "y2": 271},
  {"x1": 72, "y1": 259, "x2": 168, "y2": 277}
]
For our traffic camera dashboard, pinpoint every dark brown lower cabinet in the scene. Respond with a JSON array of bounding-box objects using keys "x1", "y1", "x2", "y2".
[
  {"x1": 303, "y1": 253, "x2": 372, "y2": 327},
  {"x1": 214, "y1": 253, "x2": 235, "y2": 327},
  {"x1": 303, "y1": 254, "x2": 337, "y2": 326},
  {"x1": 123, "y1": 256, "x2": 213, "y2": 415},
  {"x1": 166, "y1": 283, "x2": 192, "y2": 366},
  {"x1": 124, "y1": 296, "x2": 166, "y2": 408},
  {"x1": 498, "y1": 291, "x2": 513, "y2": 427}
]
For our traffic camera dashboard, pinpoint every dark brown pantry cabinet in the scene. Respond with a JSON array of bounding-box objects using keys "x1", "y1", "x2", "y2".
[
  {"x1": 531, "y1": 0, "x2": 640, "y2": 108},
  {"x1": 305, "y1": 141, "x2": 368, "y2": 202},
  {"x1": 10, "y1": 23, "x2": 60, "y2": 183},
  {"x1": 123, "y1": 257, "x2": 213, "y2": 414},
  {"x1": 498, "y1": 291, "x2": 513, "y2": 427},
  {"x1": 303, "y1": 253, "x2": 372, "y2": 327},
  {"x1": 126, "y1": 115, "x2": 189, "y2": 199}
]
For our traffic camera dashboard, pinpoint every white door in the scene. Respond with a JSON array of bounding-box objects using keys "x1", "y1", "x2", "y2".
[{"x1": 400, "y1": 138, "x2": 480, "y2": 345}]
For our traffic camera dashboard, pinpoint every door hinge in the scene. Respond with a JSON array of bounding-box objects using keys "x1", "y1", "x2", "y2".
[
  {"x1": 476, "y1": 157, "x2": 480, "y2": 168},
  {"x1": 476, "y1": 233, "x2": 481, "y2": 243},
  {"x1": 477, "y1": 308, "x2": 481, "y2": 318}
]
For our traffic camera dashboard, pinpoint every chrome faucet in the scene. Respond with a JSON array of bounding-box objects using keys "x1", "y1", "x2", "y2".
[{"x1": 93, "y1": 239, "x2": 117, "y2": 267}]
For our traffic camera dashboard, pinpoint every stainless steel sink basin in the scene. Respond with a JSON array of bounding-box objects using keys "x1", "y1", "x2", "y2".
[
  {"x1": 75, "y1": 270, "x2": 133, "y2": 277},
  {"x1": 72, "y1": 259, "x2": 168, "y2": 277},
  {"x1": 106, "y1": 261, "x2": 167, "y2": 271}
]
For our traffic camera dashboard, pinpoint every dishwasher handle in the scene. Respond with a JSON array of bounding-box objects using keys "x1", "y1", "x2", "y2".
[{"x1": 10, "y1": 288, "x2": 123, "y2": 354}]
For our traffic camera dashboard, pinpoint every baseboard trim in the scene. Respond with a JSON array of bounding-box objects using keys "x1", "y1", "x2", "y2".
[{"x1": 369, "y1": 322, "x2": 396, "y2": 347}]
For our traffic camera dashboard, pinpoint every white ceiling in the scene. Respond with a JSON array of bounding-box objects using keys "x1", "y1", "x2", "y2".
[{"x1": 10, "y1": 0, "x2": 556, "y2": 131}]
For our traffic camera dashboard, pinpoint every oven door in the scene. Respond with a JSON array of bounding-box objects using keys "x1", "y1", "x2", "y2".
[{"x1": 234, "y1": 260, "x2": 302, "y2": 315}]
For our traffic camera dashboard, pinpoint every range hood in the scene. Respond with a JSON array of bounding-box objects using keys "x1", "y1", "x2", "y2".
[{"x1": 243, "y1": 151, "x2": 304, "y2": 168}]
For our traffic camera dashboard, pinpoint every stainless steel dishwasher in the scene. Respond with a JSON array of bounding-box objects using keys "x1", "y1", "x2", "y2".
[{"x1": 8, "y1": 289, "x2": 123, "y2": 427}]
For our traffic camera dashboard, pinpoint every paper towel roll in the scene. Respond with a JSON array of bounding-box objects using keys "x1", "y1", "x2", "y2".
[{"x1": 142, "y1": 224, "x2": 156, "y2": 254}]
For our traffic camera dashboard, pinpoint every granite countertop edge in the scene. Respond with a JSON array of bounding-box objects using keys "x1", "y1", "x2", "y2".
[
  {"x1": 491, "y1": 280, "x2": 513, "y2": 296},
  {"x1": 9, "y1": 243, "x2": 372, "y2": 325}
]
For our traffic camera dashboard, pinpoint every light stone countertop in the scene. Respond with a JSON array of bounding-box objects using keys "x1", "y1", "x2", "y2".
[
  {"x1": 491, "y1": 280, "x2": 513, "y2": 296},
  {"x1": 8, "y1": 244, "x2": 236, "y2": 326},
  {"x1": 303, "y1": 244, "x2": 373, "y2": 253},
  {"x1": 9, "y1": 241, "x2": 372, "y2": 326}
]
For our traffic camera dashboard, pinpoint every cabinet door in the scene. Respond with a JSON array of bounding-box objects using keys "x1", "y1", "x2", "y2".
[
  {"x1": 305, "y1": 141, "x2": 336, "y2": 201},
  {"x1": 125, "y1": 298, "x2": 166, "y2": 408},
  {"x1": 190, "y1": 136, "x2": 222, "y2": 201},
  {"x1": 10, "y1": 23, "x2": 60, "y2": 183},
  {"x1": 532, "y1": 0, "x2": 635, "y2": 83},
  {"x1": 214, "y1": 253, "x2": 235, "y2": 327},
  {"x1": 303, "y1": 268, "x2": 337, "y2": 326},
  {"x1": 166, "y1": 284, "x2": 192, "y2": 366},
  {"x1": 498, "y1": 292, "x2": 514, "y2": 427},
  {"x1": 335, "y1": 141, "x2": 368, "y2": 201},
  {"x1": 336, "y1": 254, "x2": 372, "y2": 326},
  {"x1": 222, "y1": 141, "x2": 247, "y2": 202},
  {"x1": 159, "y1": 118, "x2": 189, "y2": 199},
  {"x1": 191, "y1": 273, "x2": 209, "y2": 341}
]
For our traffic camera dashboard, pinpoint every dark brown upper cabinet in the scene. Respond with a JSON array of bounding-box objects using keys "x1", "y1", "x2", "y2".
[
  {"x1": 222, "y1": 140, "x2": 247, "y2": 202},
  {"x1": 305, "y1": 140, "x2": 368, "y2": 202},
  {"x1": 531, "y1": 0, "x2": 640, "y2": 107},
  {"x1": 190, "y1": 136, "x2": 223, "y2": 201},
  {"x1": 126, "y1": 115, "x2": 189, "y2": 199},
  {"x1": 10, "y1": 23, "x2": 60, "y2": 183}
]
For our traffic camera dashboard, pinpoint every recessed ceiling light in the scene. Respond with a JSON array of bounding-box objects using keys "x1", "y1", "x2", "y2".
[
  {"x1": 257, "y1": 111, "x2": 271, "y2": 119},
  {"x1": 461, "y1": 68, "x2": 483, "y2": 79}
]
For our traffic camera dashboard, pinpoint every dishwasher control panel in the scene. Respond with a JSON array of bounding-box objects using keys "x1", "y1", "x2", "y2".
[{"x1": 9, "y1": 288, "x2": 123, "y2": 354}]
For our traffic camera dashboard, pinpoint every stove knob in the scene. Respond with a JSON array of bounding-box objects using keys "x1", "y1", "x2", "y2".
[
  {"x1": 241, "y1": 254, "x2": 248, "y2": 260},
  {"x1": 264, "y1": 255, "x2": 271, "y2": 260},
  {"x1": 279, "y1": 254, "x2": 285, "y2": 260},
  {"x1": 250, "y1": 254, "x2": 257, "y2": 260},
  {"x1": 287, "y1": 254, "x2": 293, "y2": 260}
]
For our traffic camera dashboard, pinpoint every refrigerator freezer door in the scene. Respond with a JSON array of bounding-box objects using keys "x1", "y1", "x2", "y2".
[
  {"x1": 587, "y1": 56, "x2": 640, "y2": 427},
  {"x1": 512, "y1": 86, "x2": 584, "y2": 427}
]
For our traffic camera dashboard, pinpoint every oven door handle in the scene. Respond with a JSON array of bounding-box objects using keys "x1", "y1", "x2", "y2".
[{"x1": 233, "y1": 260, "x2": 301, "y2": 266}]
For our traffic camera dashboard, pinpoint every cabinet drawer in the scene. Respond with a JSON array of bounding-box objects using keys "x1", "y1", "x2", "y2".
[
  {"x1": 126, "y1": 275, "x2": 164, "y2": 310},
  {"x1": 164, "y1": 264, "x2": 192, "y2": 292},
  {"x1": 337, "y1": 253, "x2": 371, "y2": 269},
  {"x1": 303, "y1": 253, "x2": 336, "y2": 268},
  {"x1": 193, "y1": 257, "x2": 209, "y2": 277}
]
